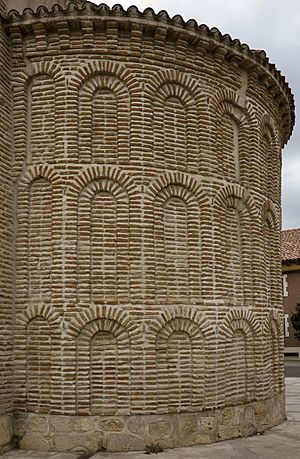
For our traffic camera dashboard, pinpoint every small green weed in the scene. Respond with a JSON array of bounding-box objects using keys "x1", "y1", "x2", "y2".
[
  {"x1": 77, "y1": 452, "x2": 95, "y2": 459},
  {"x1": 144, "y1": 442, "x2": 164, "y2": 454}
]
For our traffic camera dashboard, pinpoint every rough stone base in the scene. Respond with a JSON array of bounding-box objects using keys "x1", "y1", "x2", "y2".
[
  {"x1": 0, "y1": 414, "x2": 13, "y2": 454},
  {"x1": 13, "y1": 392, "x2": 285, "y2": 453}
]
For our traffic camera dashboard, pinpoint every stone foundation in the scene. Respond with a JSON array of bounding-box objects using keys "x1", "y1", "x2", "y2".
[
  {"x1": 0, "y1": 415, "x2": 13, "y2": 454},
  {"x1": 13, "y1": 391, "x2": 285, "y2": 453}
]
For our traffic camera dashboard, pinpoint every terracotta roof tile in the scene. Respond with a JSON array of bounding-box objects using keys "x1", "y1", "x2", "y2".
[{"x1": 282, "y1": 228, "x2": 300, "y2": 262}]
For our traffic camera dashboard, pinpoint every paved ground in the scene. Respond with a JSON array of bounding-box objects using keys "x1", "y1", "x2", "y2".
[
  {"x1": 3, "y1": 377, "x2": 300, "y2": 459},
  {"x1": 285, "y1": 360, "x2": 300, "y2": 377}
]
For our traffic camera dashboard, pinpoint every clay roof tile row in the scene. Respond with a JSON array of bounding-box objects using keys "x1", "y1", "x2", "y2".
[{"x1": 282, "y1": 228, "x2": 300, "y2": 262}]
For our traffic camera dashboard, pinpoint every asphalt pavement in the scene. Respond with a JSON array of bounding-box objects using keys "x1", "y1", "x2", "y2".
[{"x1": 285, "y1": 360, "x2": 300, "y2": 377}]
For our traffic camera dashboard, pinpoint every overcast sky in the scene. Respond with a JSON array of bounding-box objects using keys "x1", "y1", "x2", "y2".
[{"x1": 101, "y1": 0, "x2": 299, "y2": 229}]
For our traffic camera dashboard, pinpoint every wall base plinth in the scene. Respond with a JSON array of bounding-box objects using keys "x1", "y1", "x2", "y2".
[
  {"x1": 0, "y1": 414, "x2": 13, "y2": 454},
  {"x1": 13, "y1": 391, "x2": 285, "y2": 453}
]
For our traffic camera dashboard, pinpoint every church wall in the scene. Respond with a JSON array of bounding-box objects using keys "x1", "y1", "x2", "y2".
[{"x1": 1, "y1": 2, "x2": 295, "y2": 452}]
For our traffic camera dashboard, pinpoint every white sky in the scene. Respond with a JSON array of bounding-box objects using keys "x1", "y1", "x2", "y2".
[{"x1": 99, "y1": 0, "x2": 300, "y2": 229}]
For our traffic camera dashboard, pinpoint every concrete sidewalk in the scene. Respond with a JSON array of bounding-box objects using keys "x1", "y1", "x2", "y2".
[{"x1": 3, "y1": 378, "x2": 300, "y2": 459}]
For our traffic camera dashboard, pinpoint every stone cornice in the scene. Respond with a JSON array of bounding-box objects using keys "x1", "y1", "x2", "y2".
[{"x1": 4, "y1": 1, "x2": 295, "y2": 145}]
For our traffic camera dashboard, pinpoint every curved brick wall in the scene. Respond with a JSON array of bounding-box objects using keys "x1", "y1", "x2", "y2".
[
  {"x1": 0, "y1": 0, "x2": 13, "y2": 453},
  {"x1": 3, "y1": 1, "x2": 295, "y2": 453}
]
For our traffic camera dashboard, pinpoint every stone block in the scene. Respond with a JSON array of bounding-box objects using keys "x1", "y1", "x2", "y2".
[
  {"x1": 26, "y1": 415, "x2": 49, "y2": 434},
  {"x1": 218, "y1": 406, "x2": 239, "y2": 427},
  {"x1": 152, "y1": 436, "x2": 174, "y2": 450},
  {"x1": 0, "y1": 415, "x2": 12, "y2": 448},
  {"x1": 72, "y1": 417, "x2": 95, "y2": 432},
  {"x1": 105, "y1": 433, "x2": 145, "y2": 452},
  {"x1": 178, "y1": 414, "x2": 198, "y2": 435},
  {"x1": 49, "y1": 415, "x2": 72, "y2": 433},
  {"x1": 98, "y1": 418, "x2": 124, "y2": 431},
  {"x1": 13, "y1": 412, "x2": 26, "y2": 437},
  {"x1": 218, "y1": 426, "x2": 241, "y2": 441},
  {"x1": 194, "y1": 434, "x2": 211, "y2": 444},
  {"x1": 19, "y1": 435, "x2": 50, "y2": 451},
  {"x1": 255, "y1": 401, "x2": 269, "y2": 427},
  {"x1": 149, "y1": 420, "x2": 171, "y2": 439},
  {"x1": 53, "y1": 432, "x2": 102, "y2": 452},
  {"x1": 199, "y1": 415, "x2": 216, "y2": 432},
  {"x1": 127, "y1": 417, "x2": 145, "y2": 436}
]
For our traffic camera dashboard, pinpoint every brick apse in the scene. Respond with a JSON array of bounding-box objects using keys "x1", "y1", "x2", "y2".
[{"x1": 0, "y1": 0, "x2": 295, "y2": 453}]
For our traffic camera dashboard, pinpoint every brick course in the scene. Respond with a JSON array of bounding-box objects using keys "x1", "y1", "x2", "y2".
[
  {"x1": 0, "y1": 0, "x2": 14, "y2": 453},
  {"x1": 0, "y1": 0, "x2": 295, "y2": 453}
]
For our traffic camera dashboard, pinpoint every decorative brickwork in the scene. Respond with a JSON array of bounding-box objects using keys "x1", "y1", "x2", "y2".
[
  {"x1": 0, "y1": 0, "x2": 295, "y2": 453},
  {"x1": 0, "y1": 0, "x2": 13, "y2": 453}
]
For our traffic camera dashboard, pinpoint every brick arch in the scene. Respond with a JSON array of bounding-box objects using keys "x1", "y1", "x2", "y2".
[
  {"x1": 78, "y1": 177, "x2": 129, "y2": 202},
  {"x1": 145, "y1": 173, "x2": 211, "y2": 303},
  {"x1": 25, "y1": 315, "x2": 53, "y2": 413},
  {"x1": 149, "y1": 77, "x2": 200, "y2": 172},
  {"x1": 152, "y1": 81, "x2": 197, "y2": 108},
  {"x1": 23, "y1": 308, "x2": 60, "y2": 414},
  {"x1": 66, "y1": 165, "x2": 137, "y2": 198},
  {"x1": 14, "y1": 61, "x2": 64, "y2": 86},
  {"x1": 209, "y1": 87, "x2": 239, "y2": 108},
  {"x1": 74, "y1": 318, "x2": 130, "y2": 342},
  {"x1": 208, "y1": 88, "x2": 257, "y2": 116},
  {"x1": 79, "y1": 74, "x2": 129, "y2": 100},
  {"x1": 148, "y1": 306, "x2": 214, "y2": 341},
  {"x1": 13, "y1": 62, "x2": 64, "y2": 168},
  {"x1": 208, "y1": 88, "x2": 244, "y2": 126},
  {"x1": 261, "y1": 310, "x2": 283, "y2": 339},
  {"x1": 260, "y1": 114, "x2": 279, "y2": 152},
  {"x1": 69, "y1": 306, "x2": 143, "y2": 415},
  {"x1": 260, "y1": 113, "x2": 280, "y2": 147},
  {"x1": 144, "y1": 69, "x2": 201, "y2": 101},
  {"x1": 14, "y1": 305, "x2": 60, "y2": 414},
  {"x1": 213, "y1": 100, "x2": 249, "y2": 136},
  {"x1": 66, "y1": 168, "x2": 137, "y2": 306},
  {"x1": 75, "y1": 176, "x2": 131, "y2": 304},
  {"x1": 262, "y1": 310, "x2": 284, "y2": 395},
  {"x1": 153, "y1": 183, "x2": 199, "y2": 207},
  {"x1": 213, "y1": 185, "x2": 257, "y2": 305},
  {"x1": 261, "y1": 199, "x2": 281, "y2": 309},
  {"x1": 17, "y1": 169, "x2": 61, "y2": 301},
  {"x1": 214, "y1": 184, "x2": 259, "y2": 219},
  {"x1": 262, "y1": 199, "x2": 280, "y2": 230},
  {"x1": 150, "y1": 312, "x2": 207, "y2": 413},
  {"x1": 219, "y1": 311, "x2": 258, "y2": 404},
  {"x1": 150, "y1": 181, "x2": 202, "y2": 303},
  {"x1": 270, "y1": 309, "x2": 283, "y2": 333},
  {"x1": 209, "y1": 89, "x2": 257, "y2": 185},
  {"x1": 269, "y1": 317, "x2": 282, "y2": 392},
  {"x1": 146, "y1": 171, "x2": 208, "y2": 206},
  {"x1": 28, "y1": 72, "x2": 56, "y2": 163},
  {"x1": 74, "y1": 314, "x2": 133, "y2": 416},
  {"x1": 219, "y1": 309, "x2": 261, "y2": 339},
  {"x1": 70, "y1": 60, "x2": 140, "y2": 92},
  {"x1": 68, "y1": 305, "x2": 141, "y2": 341},
  {"x1": 70, "y1": 62, "x2": 140, "y2": 164},
  {"x1": 17, "y1": 304, "x2": 61, "y2": 329},
  {"x1": 214, "y1": 186, "x2": 258, "y2": 307},
  {"x1": 78, "y1": 71, "x2": 131, "y2": 163},
  {"x1": 30, "y1": 61, "x2": 65, "y2": 82},
  {"x1": 259, "y1": 114, "x2": 281, "y2": 201},
  {"x1": 145, "y1": 70, "x2": 210, "y2": 173},
  {"x1": 18, "y1": 164, "x2": 62, "y2": 189}
]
